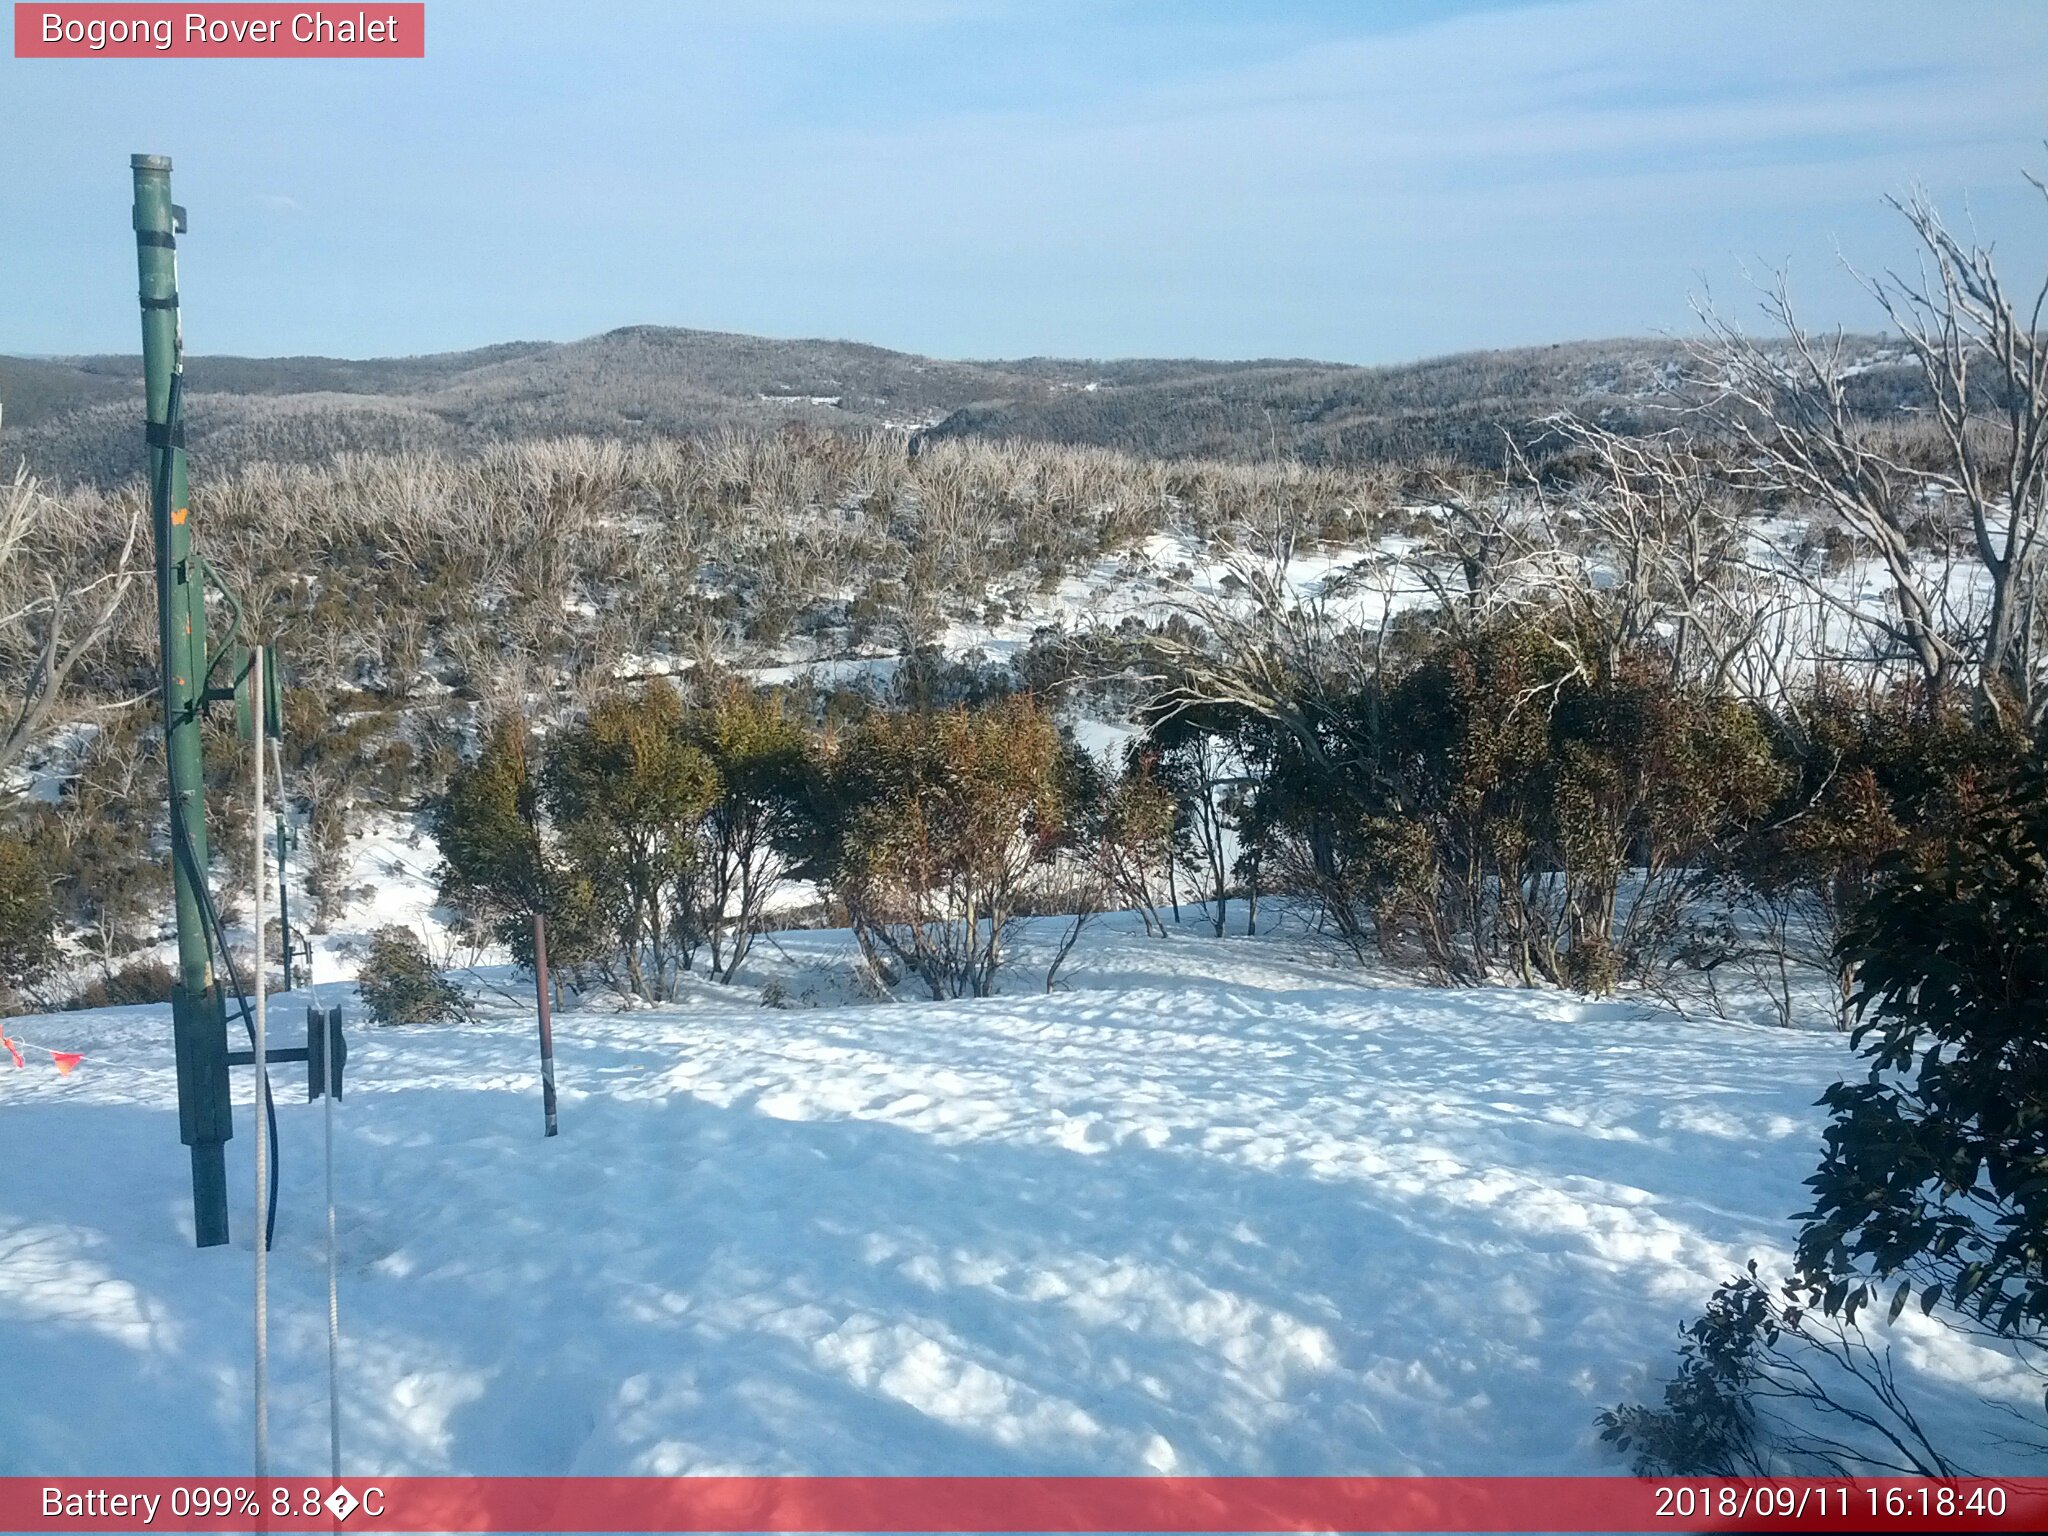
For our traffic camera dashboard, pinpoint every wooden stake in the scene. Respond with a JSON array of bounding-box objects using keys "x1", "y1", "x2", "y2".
[{"x1": 533, "y1": 912, "x2": 558, "y2": 1138}]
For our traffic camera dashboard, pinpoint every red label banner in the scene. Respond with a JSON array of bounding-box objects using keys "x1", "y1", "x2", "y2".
[
  {"x1": 13, "y1": 4, "x2": 424, "y2": 58},
  {"x1": 4, "y1": 1477, "x2": 2047, "y2": 1533}
]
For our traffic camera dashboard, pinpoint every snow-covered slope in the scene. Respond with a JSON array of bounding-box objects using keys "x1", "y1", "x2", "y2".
[{"x1": 0, "y1": 918, "x2": 2028, "y2": 1476}]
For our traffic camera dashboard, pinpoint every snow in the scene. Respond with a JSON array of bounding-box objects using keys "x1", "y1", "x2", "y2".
[
  {"x1": 6, "y1": 478, "x2": 2032, "y2": 1478},
  {"x1": 0, "y1": 914, "x2": 2031, "y2": 1477},
  {"x1": 594, "y1": 487, "x2": 1995, "y2": 750},
  {"x1": 0, "y1": 721, "x2": 100, "y2": 805},
  {"x1": 1069, "y1": 718, "x2": 1137, "y2": 765},
  {"x1": 304, "y1": 815, "x2": 453, "y2": 974}
]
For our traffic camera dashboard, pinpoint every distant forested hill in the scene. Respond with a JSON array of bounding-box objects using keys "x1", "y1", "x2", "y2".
[{"x1": 0, "y1": 325, "x2": 1922, "y2": 485}]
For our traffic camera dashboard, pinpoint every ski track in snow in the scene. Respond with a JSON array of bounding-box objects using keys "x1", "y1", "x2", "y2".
[{"x1": 0, "y1": 919, "x2": 2030, "y2": 1476}]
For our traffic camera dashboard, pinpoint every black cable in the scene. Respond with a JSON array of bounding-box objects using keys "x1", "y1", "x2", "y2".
[
  {"x1": 181, "y1": 810, "x2": 280, "y2": 1250},
  {"x1": 154, "y1": 370, "x2": 280, "y2": 1251}
]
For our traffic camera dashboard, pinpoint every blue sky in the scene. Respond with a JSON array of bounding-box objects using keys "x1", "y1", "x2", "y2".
[{"x1": 3, "y1": 0, "x2": 2046, "y2": 363}]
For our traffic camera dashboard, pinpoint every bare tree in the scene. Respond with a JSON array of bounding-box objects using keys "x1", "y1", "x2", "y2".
[
  {"x1": 1536, "y1": 417, "x2": 1782, "y2": 694},
  {"x1": 1689, "y1": 177, "x2": 2048, "y2": 728},
  {"x1": 1134, "y1": 540, "x2": 1366, "y2": 781},
  {"x1": 0, "y1": 462, "x2": 144, "y2": 786}
]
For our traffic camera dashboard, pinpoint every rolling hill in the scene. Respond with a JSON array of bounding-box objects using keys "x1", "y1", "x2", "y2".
[{"x1": 0, "y1": 326, "x2": 1920, "y2": 486}]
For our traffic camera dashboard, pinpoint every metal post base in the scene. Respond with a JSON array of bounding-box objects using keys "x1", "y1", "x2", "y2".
[{"x1": 191, "y1": 1140, "x2": 229, "y2": 1247}]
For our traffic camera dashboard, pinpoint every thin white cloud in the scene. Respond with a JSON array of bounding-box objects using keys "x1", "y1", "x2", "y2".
[
  {"x1": 789, "y1": 0, "x2": 2044, "y2": 202},
  {"x1": 657, "y1": 0, "x2": 2047, "y2": 298}
]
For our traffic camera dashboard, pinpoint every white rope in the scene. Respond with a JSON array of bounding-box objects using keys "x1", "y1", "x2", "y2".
[
  {"x1": 324, "y1": 1053, "x2": 340, "y2": 1476},
  {"x1": 286, "y1": 737, "x2": 344, "y2": 1481},
  {"x1": 320, "y1": 978, "x2": 341, "y2": 1477},
  {"x1": 251, "y1": 644, "x2": 270, "y2": 1478}
]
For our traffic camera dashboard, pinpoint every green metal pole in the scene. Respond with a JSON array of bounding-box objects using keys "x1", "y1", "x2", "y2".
[{"x1": 134, "y1": 154, "x2": 232, "y2": 1248}]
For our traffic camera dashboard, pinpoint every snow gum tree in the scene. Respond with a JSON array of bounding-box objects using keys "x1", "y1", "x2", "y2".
[
  {"x1": 433, "y1": 711, "x2": 602, "y2": 989},
  {"x1": 828, "y1": 697, "x2": 1072, "y2": 999},
  {"x1": 1222, "y1": 618, "x2": 1782, "y2": 990},
  {"x1": 677, "y1": 683, "x2": 821, "y2": 984},
  {"x1": 1701, "y1": 688, "x2": 2025, "y2": 1025},
  {"x1": 1692, "y1": 179, "x2": 2048, "y2": 731},
  {"x1": 0, "y1": 464, "x2": 143, "y2": 785},
  {"x1": 440, "y1": 684, "x2": 826, "y2": 999},
  {"x1": 1147, "y1": 710, "x2": 1255, "y2": 938},
  {"x1": 1095, "y1": 747, "x2": 1178, "y2": 937},
  {"x1": 543, "y1": 681, "x2": 718, "y2": 1003}
]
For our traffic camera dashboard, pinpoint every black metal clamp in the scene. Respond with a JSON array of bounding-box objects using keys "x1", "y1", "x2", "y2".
[{"x1": 228, "y1": 1006, "x2": 346, "y2": 1100}]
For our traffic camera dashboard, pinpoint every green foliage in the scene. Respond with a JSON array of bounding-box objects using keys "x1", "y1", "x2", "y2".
[
  {"x1": 1602, "y1": 740, "x2": 2043, "y2": 1476},
  {"x1": 544, "y1": 681, "x2": 718, "y2": 1001},
  {"x1": 0, "y1": 834, "x2": 54, "y2": 1010},
  {"x1": 356, "y1": 925, "x2": 467, "y2": 1025},
  {"x1": 678, "y1": 683, "x2": 819, "y2": 983},
  {"x1": 1147, "y1": 711, "x2": 1255, "y2": 937},
  {"x1": 1751, "y1": 688, "x2": 2016, "y2": 898},
  {"x1": 1238, "y1": 620, "x2": 1783, "y2": 989},
  {"x1": 434, "y1": 712, "x2": 600, "y2": 972},
  {"x1": 829, "y1": 697, "x2": 1073, "y2": 998},
  {"x1": 437, "y1": 684, "x2": 819, "y2": 998},
  {"x1": 21, "y1": 714, "x2": 171, "y2": 965},
  {"x1": 1801, "y1": 748, "x2": 2048, "y2": 1346},
  {"x1": 1598, "y1": 1262, "x2": 1774, "y2": 1474},
  {"x1": 1096, "y1": 748, "x2": 1178, "y2": 932}
]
